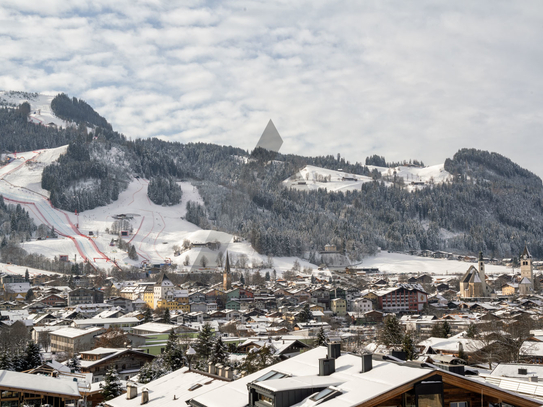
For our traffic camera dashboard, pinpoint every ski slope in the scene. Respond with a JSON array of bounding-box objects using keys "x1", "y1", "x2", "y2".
[
  {"x1": 0, "y1": 148, "x2": 115, "y2": 270},
  {"x1": 0, "y1": 145, "x2": 316, "y2": 274},
  {"x1": 284, "y1": 164, "x2": 451, "y2": 192}
]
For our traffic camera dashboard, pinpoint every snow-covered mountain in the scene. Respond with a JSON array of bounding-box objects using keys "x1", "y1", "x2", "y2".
[{"x1": 0, "y1": 146, "x2": 313, "y2": 274}]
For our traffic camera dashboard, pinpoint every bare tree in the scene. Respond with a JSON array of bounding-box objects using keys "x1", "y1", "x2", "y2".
[{"x1": 200, "y1": 255, "x2": 208, "y2": 268}]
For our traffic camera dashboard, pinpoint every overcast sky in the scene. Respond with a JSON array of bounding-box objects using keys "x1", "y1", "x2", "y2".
[{"x1": 2, "y1": 1, "x2": 543, "y2": 176}]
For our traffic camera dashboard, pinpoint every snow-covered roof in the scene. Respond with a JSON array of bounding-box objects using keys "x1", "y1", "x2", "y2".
[
  {"x1": 189, "y1": 347, "x2": 434, "y2": 407},
  {"x1": 0, "y1": 369, "x2": 80, "y2": 397},
  {"x1": 132, "y1": 322, "x2": 178, "y2": 333},
  {"x1": 106, "y1": 367, "x2": 227, "y2": 407},
  {"x1": 50, "y1": 326, "x2": 104, "y2": 339}
]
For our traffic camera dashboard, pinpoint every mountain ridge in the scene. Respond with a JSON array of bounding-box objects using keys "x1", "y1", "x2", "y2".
[{"x1": 1, "y1": 92, "x2": 542, "y2": 261}]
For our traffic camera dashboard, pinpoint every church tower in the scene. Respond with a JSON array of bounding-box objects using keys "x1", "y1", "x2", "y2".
[
  {"x1": 478, "y1": 251, "x2": 488, "y2": 296},
  {"x1": 223, "y1": 252, "x2": 232, "y2": 291},
  {"x1": 520, "y1": 246, "x2": 534, "y2": 290}
]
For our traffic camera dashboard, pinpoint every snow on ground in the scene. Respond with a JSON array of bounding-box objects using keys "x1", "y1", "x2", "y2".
[
  {"x1": 3, "y1": 145, "x2": 67, "y2": 197},
  {"x1": 361, "y1": 251, "x2": 511, "y2": 277},
  {"x1": 0, "y1": 262, "x2": 60, "y2": 277},
  {"x1": 0, "y1": 91, "x2": 68, "y2": 128},
  {"x1": 284, "y1": 164, "x2": 452, "y2": 193},
  {"x1": 0, "y1": 145, "x2": 318, "y2": 274}
]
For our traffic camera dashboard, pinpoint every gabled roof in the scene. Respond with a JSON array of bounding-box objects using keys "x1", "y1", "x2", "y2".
[{"x1": 0, "y1": 370, "x2": 80, "y2": 398}]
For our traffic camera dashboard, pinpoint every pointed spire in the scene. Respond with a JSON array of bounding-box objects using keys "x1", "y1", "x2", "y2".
[
  {"x1": 522, "y1": 246, "x2": 532, "y2": 258},
  {"x1": 225, "y1": 252, "x2": 230, "y2": 274}
]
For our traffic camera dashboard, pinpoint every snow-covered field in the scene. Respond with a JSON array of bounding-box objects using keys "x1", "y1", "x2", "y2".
[
  {"x1": 0, "y1": 263, "x2": 60, "y2": 277},
  {"x1": 361, "y1": 251, "x2": 511, "y2": 277},
  {"x1": 284, "y1": 164, "x2": 451, "y2": 192}
]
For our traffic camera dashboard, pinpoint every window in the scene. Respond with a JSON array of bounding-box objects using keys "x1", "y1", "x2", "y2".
[
  {"x1": 450, "y1": 403, "x2": 468, "y2": 407},
  {"x1": 189, "y1": 384, "x2": 203, "y2": 391}
]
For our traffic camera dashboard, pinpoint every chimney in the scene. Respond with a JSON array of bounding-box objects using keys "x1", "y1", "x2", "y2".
[
  {"x1": 208, "y1": 362, "x2": 215, "y2": 375},
  {"x1": 328, "y1": 343, "x2": 341, "y2": 359},
  {"x1": 319, "y1": 358, "x2": 335, "y2": 376},
  {"x1": 127, "y1": 382, "x2": 138, "y2": 400},
  {"x1": 141, "y1": 387, "x2": 149, "y2": 405},
  {"x1": 361, "y1": 353, "x2": 373, "y2": 373},
  {"x1": 391, "y1": 350, "x2": 407, "y2": 361},
  {"x1": 224, "y1": 366, "x2": 233, "y2": 380},
  {"x1": 216, "y1": 364, "x2": 224, "y2": 377}
]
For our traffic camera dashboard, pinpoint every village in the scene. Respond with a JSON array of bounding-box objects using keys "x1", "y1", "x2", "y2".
[{"x1": 0, "y1": 246, "x2": 542, "y2": 406}]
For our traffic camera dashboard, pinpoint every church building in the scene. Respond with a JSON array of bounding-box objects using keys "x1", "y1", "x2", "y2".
[{"x1": 460, "y1": 252, "x2": 490, "y2": 298}]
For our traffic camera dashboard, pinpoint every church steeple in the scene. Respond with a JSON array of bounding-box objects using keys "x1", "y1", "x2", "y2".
[
  {"x1": 520, "y1": 246, "x2": 534, "y2": 291},
  {"x1": 223, "y1": 252, "x2": 232, "y2": 290},
  {"x1": 477, "y1": 251, "x2": 488, "y2": 296}
]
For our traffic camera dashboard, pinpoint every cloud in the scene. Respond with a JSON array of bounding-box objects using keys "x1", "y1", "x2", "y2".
[{"x1": 1, "y1": 1, "x2": 543, "y2": 176}]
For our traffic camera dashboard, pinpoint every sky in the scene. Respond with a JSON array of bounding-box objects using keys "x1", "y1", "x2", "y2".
[{"x1": 1, "y1": 1, "x2": 543, "y2": 176}]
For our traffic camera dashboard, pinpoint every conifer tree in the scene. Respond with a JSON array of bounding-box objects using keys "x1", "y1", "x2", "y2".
[
  {"x1": 210, "y1": 337, "x2": 228, "y2": 366},
  {"x1": 163, "y1": 329, "x2": 185, "y2": 371},
  {"x1": 162, "y1": 308, "x2": 171, "y2": 324},
  {"x1": 195, "y1": 323, "x2": 214, "y2": 362},
  {"x1": 66, "y1": 355, "x2": 81, "y2": 372},
  {"x1": 315, "y1": 327, "x2": 327, "y2": 347},
  {"x1": 138, "y1": 356, "x2": 170, "y2": 383},
  {"x1": 466, "y1": 323, "x2": 478, "y2": 339},
  {"x1": 379, "y1": 316, "x2": 404, "y2": 346},
  {"x1": 298, "y1": 304, "x2": 311, "y2": 323},
  {"x1": 100, "y1": 365, "x2": 123, "y2": 401},
  {"x1": 24, "y1": 269, "x2": 29, "y2": 282},
  {"x1": 22, "y1": 341, "x2": 41, "y2": 370},
  {"x1": 143, "y1": 307, "x2": 153, "y2": 323},
  {"x1": 401, "y1": 333, "x2": 417, "y2": 361},
  {"x1": 442, "y1": 321, "x2": 451, "y2": 338},
  {"x1": 0, "y1": 350, "x2": 12, "y2": 370}
]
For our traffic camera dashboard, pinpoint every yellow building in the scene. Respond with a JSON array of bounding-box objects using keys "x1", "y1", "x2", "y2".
[
  {"x1": 156, "y1": 299, "x2": 191, "y2": 312},
  {"x1": 330, "y1": 298, "x2": 347, "y2": 316},
  {"x1": 501, "y1": 284, "x2": 517, "y2": 296},
  {"x1": 144, "y1": 285, "x2": 155, "y2": 309}
]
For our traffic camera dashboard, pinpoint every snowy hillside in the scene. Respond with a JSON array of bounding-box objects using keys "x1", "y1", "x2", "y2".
[
  {"x1": 0, "y1": 146, "x2": 315, "y2": 274},
  {"x1": 0, "y1": 90, "x2": 67, "y2": 128},
  {"x1": 284, "y1": 164, "x2": 451, "y2": 192}
]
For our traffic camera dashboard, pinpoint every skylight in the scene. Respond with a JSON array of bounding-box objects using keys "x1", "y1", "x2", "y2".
[
  {"x1": 310, "y1": 387, "x2": 341, "y2": 403},
  {"x1": 254, "y1": 370, "x2": 287, "y2": 382}
]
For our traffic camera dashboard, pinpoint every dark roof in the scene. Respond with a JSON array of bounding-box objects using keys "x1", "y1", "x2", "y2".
[
  {"x1": 522, "y1": 246, "x2": 532, "y2": 259},
  {"x1": 225, "y1": 252, "x2": 231, "y2": 274},
  {"x1": 156, "y1": 272, "x2": 171, "y2": 284}
]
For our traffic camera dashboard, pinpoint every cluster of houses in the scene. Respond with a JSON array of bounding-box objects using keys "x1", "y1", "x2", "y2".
[{"x1": 3, "y1": 248, "x2": 543, "y2": 406}]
